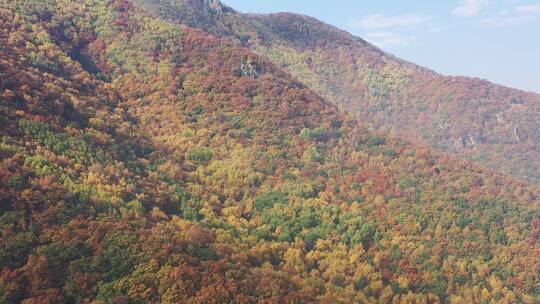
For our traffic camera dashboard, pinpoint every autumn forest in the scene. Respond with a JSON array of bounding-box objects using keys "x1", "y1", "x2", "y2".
[{"x1": 0, "y1": 0, "x2": 539, "y2": 303}]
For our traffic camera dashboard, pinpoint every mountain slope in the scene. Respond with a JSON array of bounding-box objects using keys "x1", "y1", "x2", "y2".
[
  {"x1": 134, "y1": 0, "x2": 540, "y2": 185},
  {"x1": 1, "y1": 0, "x2": 540, "y2": 303},
  {"x1": 250, "y1": 13, "x2": 540, "y2": 185}
]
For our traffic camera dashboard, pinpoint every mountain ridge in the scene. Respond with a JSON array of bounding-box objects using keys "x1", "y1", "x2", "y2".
[{"x1": 134, "y1": 0, "x2": 540, "y2": 184}]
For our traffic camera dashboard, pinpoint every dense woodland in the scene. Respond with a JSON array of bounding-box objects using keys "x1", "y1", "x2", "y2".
[
  {"x1": 0, "y1": 0, "x2": 540, "y2": 303},
  {"x1": 135, "y1": 0, "x2": 540, "y2": 185}
]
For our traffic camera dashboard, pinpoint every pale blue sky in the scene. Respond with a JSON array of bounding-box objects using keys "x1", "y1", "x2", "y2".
[{"x1": 223, "y1": 0, "x2": 540, "y2": 93}]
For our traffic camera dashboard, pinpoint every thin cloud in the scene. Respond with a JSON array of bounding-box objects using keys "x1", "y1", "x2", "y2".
[
  {"x1": 364, "y1": 32, "x2": 414, "y2": 48},
  {"x1": 516, "y1": 4, "x2": 540, "y2": 14},
  {"x1": 481, "y1": 4, "x2": 540, "y2": 28},
  {"x1": 481, "y1": 14, "x2": 535, "y2": 27},
  {"x1": 349, "y1": 14, "x2": 432, "y2": 30},
  {"x1": 452, "y1": 0, "x2": 489, "y2": 17}
]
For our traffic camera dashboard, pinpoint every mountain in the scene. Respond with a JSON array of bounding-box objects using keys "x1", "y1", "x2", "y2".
[
  {"x1": 133, "y1": 0, "x2": 540, "y2": 185},
  {"x1": 1, "y1": 0, "x2": 539, "y2": 303}
]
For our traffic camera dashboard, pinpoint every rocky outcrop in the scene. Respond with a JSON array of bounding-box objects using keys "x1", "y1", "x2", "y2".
[
  {"x1": 240, "y1": 60, "x2": 260, "y2": 78},
  {"x1": 203, "y1": 0, "x2": 224, "y2": 14},
  {"x1": 513, "y1": 127, "x2": 521, "y2": 143}
]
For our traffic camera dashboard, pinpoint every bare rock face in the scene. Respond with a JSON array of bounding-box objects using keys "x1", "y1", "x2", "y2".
[
  {"x1": 188, "y1": 0, "x2": 226, "y2": 14},
  {"x1": 513, "y1": 127, "x2": 521, "y2": 143},
  {"x1": 240, "y1": 61, "x2": 260, "y2": 78},
  {"x1": 204, "y1": 0, "x2": 223, "y2": 13}
]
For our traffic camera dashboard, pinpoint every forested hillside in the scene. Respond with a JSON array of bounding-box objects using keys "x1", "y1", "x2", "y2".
[
  {"x1": 0, "y1": 0, "x2": 539, "y2": 303},
  {"x1": 134, "y1": 0, "x2": 540, "y2": 185}
]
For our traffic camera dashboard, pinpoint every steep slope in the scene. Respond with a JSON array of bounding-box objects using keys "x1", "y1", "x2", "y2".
[
  {"x1": 134, "y1": 0, "x2": 540, "y2": 185},
  {"x1": 250, "y1": 13, "x2": 540, "y2": 185},
  {"x1": 1, "y1": 0, "x2": 540, "y2": 303}
]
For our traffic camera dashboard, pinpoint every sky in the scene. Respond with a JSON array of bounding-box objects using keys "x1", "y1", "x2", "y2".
[{"x1": 223, "y1": 0, "x2": 540, "y2": 93}]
